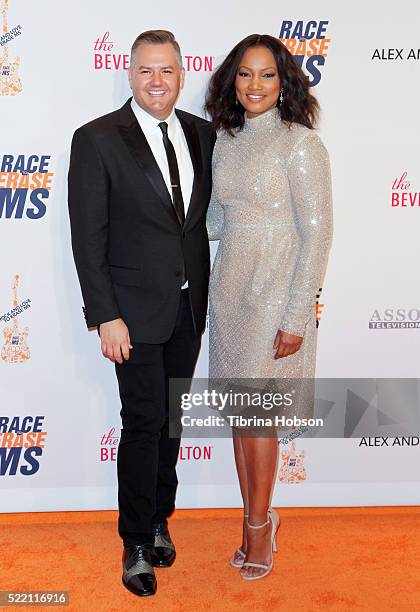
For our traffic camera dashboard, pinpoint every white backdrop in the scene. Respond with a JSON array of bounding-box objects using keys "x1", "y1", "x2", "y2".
[{"x1": 1, "y1": 0, "x2": 420, "y2": 512}]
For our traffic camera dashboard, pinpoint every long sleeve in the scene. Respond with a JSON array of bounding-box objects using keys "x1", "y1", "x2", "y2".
[
  {"x1": 206, "y1": 186, "x2": 225, "y2": 240},
  {"x1": 279, "y1": 131, "x2": 333, "y2": 336},
  {"x1": 68, "y1": 127, "x2": 121, "y2": 328}
]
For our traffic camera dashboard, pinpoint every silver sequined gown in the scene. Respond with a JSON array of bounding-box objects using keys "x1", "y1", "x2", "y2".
[{"x1": 206, "y1": 108, "x2": 333, "y2": 417}]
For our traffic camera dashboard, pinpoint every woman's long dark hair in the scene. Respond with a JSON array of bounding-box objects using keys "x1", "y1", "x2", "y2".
[{"x1": 205, "y1": 34, "x2": 319, "y2": 134}]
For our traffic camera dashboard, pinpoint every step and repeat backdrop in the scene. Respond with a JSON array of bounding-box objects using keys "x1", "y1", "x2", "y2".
[{"x1": 1, "y1": 0, "x2": 420, "y2": 512}]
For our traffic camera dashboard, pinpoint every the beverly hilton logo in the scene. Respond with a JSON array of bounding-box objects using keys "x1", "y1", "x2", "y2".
[
  {"x1": 93, "y1": 32, "x2": 129, "y2": 71},
  {"x1": 99, "y1": 427, "x2": 212, "y2": 461},
  {"x1": 0, "y1": 0, "x2": 22, "y2": 96},
  {"x1": 1, "y1": 274, "x2": 30, "y2": 363},
  {"x1": 391, "y1": 172, "x2": 420, "y2": 207},
  {"x1": 93, "y1": 31, "x2": 214, "y2": 73},
  {"x1": 278, "y1": 439, "x2": 306, "y2": 484}
]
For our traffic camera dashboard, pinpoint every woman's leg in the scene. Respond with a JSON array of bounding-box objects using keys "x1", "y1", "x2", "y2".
[
  {"x1": 240, "y1": 434, "x2": 279, "y2": 578},
  {"x1": 232, "y1": 433, "x2": 249, "y2": 559}
]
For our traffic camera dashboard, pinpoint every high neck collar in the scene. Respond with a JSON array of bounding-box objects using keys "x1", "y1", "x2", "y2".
[{"x1": 243, "y1": 107, "x2": 281, "y2": 132}]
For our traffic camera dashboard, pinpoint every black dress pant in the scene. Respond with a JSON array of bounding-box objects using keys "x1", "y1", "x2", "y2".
[{"x1": 115, "y1": 289, "x2": 201, "y2": 545}]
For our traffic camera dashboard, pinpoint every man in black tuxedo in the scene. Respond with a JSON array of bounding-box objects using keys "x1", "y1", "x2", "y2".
[{"x1": 68, "y1": 30, "x2": 214, "y2": 597}]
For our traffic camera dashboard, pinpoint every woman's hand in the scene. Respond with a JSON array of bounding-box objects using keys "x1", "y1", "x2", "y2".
[{"x1": 273, "y1": 329, "x2": 303, "y2": 359}]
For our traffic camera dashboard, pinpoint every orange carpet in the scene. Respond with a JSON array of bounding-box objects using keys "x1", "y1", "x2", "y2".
[{"x1": 1, "y1": 507, "x2": 420, "y2": 611}]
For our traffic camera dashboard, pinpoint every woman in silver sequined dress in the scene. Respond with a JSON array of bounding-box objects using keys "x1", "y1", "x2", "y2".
[{"x1": 205, "y1": 35, "x2": 332, "y2": 581}]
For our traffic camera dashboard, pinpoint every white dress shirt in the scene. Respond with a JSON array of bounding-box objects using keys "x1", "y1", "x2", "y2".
[
  {"x1": 130, "y1": 99, "x2": 194, "y2": 289},
  {"x1": 130, "y1": 98, "x2": 194, "y2": 216}
]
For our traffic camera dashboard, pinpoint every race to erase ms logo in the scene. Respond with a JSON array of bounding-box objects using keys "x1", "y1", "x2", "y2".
[
  {"x1": 279, "y1": 20, "x2": 331, "y2": 86},
  {"x1": 391, "y1": 172, "x2": 420, "y2": 208},
  {"x1": 0, "y1": 415, "x2": 46, "y2": 476},
  {"x1": 0, "y1": 155, "x2": 54, "y2": 219},
  {"x1": 93, "y1": 31, "x2": 214, "y2": 73},
  {"x1": 0, "y1": 0, "x2": 23, "y2": 96},
  {"x1": 1, "y1": 274, "x2": 31, "y2": 363}
]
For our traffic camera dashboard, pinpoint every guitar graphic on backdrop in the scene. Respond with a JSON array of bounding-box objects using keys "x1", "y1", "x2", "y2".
[
  {"x1": 1, "y1": 274, "x2": 30, "y2": 363},
  {"x1": 278, "y1": 439, "x2": 307, "y2": 484},
  {"x1": 0, "y1": 0, "x2": 22, "y2": 96}
]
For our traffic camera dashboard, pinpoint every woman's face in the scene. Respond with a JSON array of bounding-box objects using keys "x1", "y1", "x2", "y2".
[{"x1": 235, "y1": 46, "x2": 281, "y2": 118}]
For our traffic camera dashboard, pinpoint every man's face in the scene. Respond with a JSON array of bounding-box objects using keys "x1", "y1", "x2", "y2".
[{"x1": 128, "y1": 42, "x2": 185, "y2": 120}]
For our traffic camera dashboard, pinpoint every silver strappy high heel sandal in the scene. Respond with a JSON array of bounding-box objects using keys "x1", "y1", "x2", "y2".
[
  {"x1": 229, "y1": 514, "x2": 248, "y2": 568},
  {"x1": 231, "y1": 509, "x2": 279, "y2": 570},
  {"x1": 240, "y1": 509, "x2": 280, "y2": 581}
]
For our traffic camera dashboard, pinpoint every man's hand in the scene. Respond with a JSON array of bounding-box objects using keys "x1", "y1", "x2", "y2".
[
  {"x1": 273, "y1": 329, "x2": 303, "y2": 359},
  {"x1": 99, "y1": 318, "x2": 132, "y2": 364}
]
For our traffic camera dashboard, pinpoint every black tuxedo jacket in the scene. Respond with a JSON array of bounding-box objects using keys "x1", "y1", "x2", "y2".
[{"x1": 68, "y1": 98, "x2": 215, "y2": 343}]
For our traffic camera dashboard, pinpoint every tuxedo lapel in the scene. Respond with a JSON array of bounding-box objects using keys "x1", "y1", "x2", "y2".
[
  {"x1": 117, "y1": 101, "x2": 178, "y2": 224},
  {"x1": 176, "y1": 110, "x2": 203, "y2": 227}
]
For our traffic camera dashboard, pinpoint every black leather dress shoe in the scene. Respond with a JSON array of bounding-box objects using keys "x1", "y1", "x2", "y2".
[
  {"x1": 122, "y1": 544, "x2": 157, "y2": 597},
  {"x1": 151, "y1": 522, "x2": 176, "y2": 568}
]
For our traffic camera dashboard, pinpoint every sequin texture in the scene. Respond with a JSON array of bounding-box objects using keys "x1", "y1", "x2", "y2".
[{"x1": 206, "y1": 108, "x2": 333, "y2": 415}]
